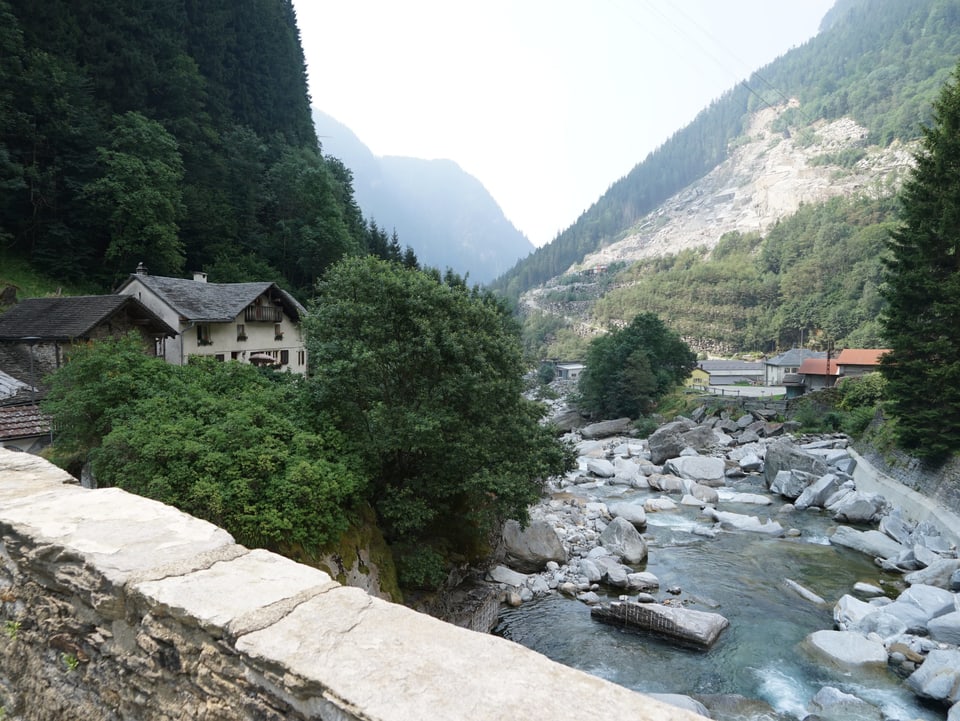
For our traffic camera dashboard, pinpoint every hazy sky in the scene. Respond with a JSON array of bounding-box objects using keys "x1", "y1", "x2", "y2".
[{"x1": 292, "y1": 1, "x2": 836, "y2": 247}]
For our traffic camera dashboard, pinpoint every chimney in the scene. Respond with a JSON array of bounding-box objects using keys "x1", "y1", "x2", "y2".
[
  {"x1": 135, "y1": 262, "x2": 148, "y2": 276},
  {"x1": 192, "y1": 271, "x2": 208, "y2": 283}
]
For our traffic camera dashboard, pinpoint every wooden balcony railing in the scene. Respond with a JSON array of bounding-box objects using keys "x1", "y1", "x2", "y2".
[{"x1": 244, "y1": 305, "x2": 283, "y2": 322}]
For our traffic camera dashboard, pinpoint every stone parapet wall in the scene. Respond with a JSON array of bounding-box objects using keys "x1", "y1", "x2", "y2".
[{"x1": 0, "y1": 448, "x2": 700, "y2": 721}]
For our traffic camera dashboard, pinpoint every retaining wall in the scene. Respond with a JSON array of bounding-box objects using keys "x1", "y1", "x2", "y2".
[
  {"x1": 850, "y1": 446, "x2": 960, "y2": 548},
  {"x1": 0, "y1": 448, "x2": 699, "y2": 721}
]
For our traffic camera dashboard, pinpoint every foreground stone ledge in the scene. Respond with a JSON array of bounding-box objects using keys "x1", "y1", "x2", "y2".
[{"x1": 0, "y1": 448, "x2": 705, "y2": 721}]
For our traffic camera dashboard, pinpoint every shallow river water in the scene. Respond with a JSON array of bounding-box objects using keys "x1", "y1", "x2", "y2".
[{"x1": 494, "y1": 478, "x2": 946, "y2": 720}]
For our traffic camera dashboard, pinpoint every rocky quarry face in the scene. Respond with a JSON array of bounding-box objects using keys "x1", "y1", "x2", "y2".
[{"x1": 520, "y1": 104, "x2": 917, "y2": 345}]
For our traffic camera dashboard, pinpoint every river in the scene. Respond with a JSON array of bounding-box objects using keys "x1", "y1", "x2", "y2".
[{"x1": 494, "y1": 475, "x2": 947, "y2": 721}]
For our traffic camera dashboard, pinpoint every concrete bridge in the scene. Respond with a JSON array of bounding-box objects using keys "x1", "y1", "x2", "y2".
[{"x1": 0, "y1": 448, "x2": 699, "y2": 721}]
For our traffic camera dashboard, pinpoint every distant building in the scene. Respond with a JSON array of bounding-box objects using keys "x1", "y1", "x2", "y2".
[
  {"x1": 688, "y1": 359, "x2": 764, "y2": 389},
  {"x1": 836, "y1": 349, "x2": 889, "y2": 378},
  {"x1": 555, "y1": 363, "x2": 585, "y2": 381},
  {"x1": 764, "y1": 349, "x2": 826, "y2": 386},
  {"x1": 797, "y1": 357, "x2": 841, "y2": 390}
]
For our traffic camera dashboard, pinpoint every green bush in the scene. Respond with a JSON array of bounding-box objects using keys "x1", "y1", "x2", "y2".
[
  {"x1": 842, "y1": 406, "x2": 877, "y2": 436},
  {"x1": 837, "y1": 372, "x2": 886, "y2": 410},
  {"x1": 396, "y1": 546, "x2": 448, "y2": 590},
  {"x1": 633, "y1": 416, "x2": 660, "y2": 439}
]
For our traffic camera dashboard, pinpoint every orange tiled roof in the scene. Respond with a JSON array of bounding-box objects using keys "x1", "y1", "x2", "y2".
[{"x1": 836, "y1": 349, "x2": 889, "y2": 366}]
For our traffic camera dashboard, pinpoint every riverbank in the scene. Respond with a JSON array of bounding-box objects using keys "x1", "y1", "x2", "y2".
[{"x1": 486, "y1": 405, "x2": 960, "y2": 720}]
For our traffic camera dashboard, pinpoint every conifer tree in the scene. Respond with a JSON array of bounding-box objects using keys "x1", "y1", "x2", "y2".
[{"x1": 880, "y1": 61, "x2": 960, "y2": 460}]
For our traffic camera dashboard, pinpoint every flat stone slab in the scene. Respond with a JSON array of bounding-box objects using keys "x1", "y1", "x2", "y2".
[
  {"x1": 134, "y1": 548, "x2": 338, "y2": 637},
  {"x1": 829, "y1": 526, "x2": 902, "y2": 560},
  {"x1": 1, "y1": 485, "x2": 237, "y2": 587},
  {"x1": 581, "y1": 418, "x2": 634, "y2": 439},
  {"x1": 803, "y1": 630, "x2": 888, "y2": 669},
  {"x1": 591, "y1": 601, "x2": 729, "y2": 648},
  {"x1": 236, "y1": 587, "x2": 706, "y2": 720}
]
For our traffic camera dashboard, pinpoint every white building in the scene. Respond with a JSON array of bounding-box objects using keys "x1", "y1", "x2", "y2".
[{"x1": 117, "y1": 264, "x2": 307, "y2": 374}]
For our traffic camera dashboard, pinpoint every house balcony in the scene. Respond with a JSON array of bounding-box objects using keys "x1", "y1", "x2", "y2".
[{"x1": 244, "y1": 305, "x2": 283, "y2": 322}]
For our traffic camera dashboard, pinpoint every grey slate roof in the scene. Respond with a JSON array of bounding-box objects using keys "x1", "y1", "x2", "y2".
[
  {"x1": 0, "y1": 295, "x2": 177, "y2": 341},
  {"x1": 0, "y1": 370, "x2": 30, "y2": 401},
  {"x1": 120, "y1": 274, "x2": 306, "y2": 323},
  {"x1": 765, "y1": 348, "x2": 826, "y2": 367}
]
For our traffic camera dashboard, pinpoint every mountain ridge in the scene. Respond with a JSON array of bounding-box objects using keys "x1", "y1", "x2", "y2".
[{"x1": 313, "y1": 110, "x2": 534, "y2": 284}]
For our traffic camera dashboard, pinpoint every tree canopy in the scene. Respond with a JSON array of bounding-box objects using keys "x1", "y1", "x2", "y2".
[
  {"x1": 577, "y1": 313, "x2": 696, "y2": 420},
  {"x1": 880, "y1": 60, "x2": 960, "y2": 460},
  {"x1": 43, "y1": 335, "x2": 366, "y2": 550},
  {"x1": 0, "y1": 0, "x2": 398, "y2": 297},
  {"x1": 303, "y1": 256, "x2": 572, "y2": 584}
]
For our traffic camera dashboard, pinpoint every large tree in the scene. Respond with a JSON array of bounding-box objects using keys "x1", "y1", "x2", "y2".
[
  {"x1": 303, "y1": 256, "x2": 572, "y2": 585},
  {"x1": 43, "y1": 335, "x2": 364, "y2": 550},
  {"x1": 880, "y1": 61, "x2": 960, "y2": 460},
  {"x1": 578, "y1": 313, "x2": 696, "y2": 420}
]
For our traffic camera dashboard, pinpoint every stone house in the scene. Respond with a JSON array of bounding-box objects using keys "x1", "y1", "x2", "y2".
[
  {"x1": 0, "y1": 295, "x2": 176, "y2": 454},
  {"x1": 0, "y1": 294, "x2": 177, "y2": 386},
  {"x1": 116, "y1": 265, "x2": 308, "y2": 374}
]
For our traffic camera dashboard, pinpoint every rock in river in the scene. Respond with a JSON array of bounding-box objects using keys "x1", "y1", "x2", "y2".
[
  {"x1": 598, "y1": 516, "x2": 648, "y2": 563},
  {"x1": 502, "y1": 519, "x2": 567, "y2": 572},
  {"x1": 803, "y1": 630, "x2": 888, "y2": 669},
  {"x1": 591, "y1": 600, "x2": 729, "y2": 648}
]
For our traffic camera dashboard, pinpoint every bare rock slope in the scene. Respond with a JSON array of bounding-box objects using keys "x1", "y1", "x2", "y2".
[{"x1": 556, "y1": 103, "x2": 913, "y2": 284}]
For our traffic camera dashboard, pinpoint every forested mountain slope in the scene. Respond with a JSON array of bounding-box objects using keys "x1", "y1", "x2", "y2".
[
  {"x1": 492, "y1": 0, "x2": 960, "y2": 304},
  {"x1": 0, "y1": 0, "x2": 374, "y2": 298},
  {"x1": 313, "y1": 110, "x2": 533, "y2": 284},
  {"x1": 507, "y1": 0, "x2": 960, "y2": 359}
]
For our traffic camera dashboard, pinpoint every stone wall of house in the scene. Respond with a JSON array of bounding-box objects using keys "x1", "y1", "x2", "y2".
[
  {"x1": 0, "y1": 448, "x2": 702, "y2": 721},
  {"x1": 0, "y1": 342, "x2": 63, "y2": 382}
]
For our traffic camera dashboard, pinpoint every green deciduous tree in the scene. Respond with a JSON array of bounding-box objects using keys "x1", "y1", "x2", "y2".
[
  {"x1": 578, "y1": 313, "x2": 696, "y2": 419},
  {"x1": 303, "y1": 256, "x2": 572, "y2": 570},
  {"x1": 880, "y1": 61, "x2": 960, "y2": 460},
  {"x1": 44, "y1": 335, "x2": 364, "y2": 549},
  {"x1": 41, "y1": 334, "x2": 175, "y2": 464}
]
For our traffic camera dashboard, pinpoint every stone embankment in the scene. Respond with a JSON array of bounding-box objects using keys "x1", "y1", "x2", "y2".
[
  {"x1": 487, "y1": 405, "x2": 960, "y2": 719},
  {"x1": 0, "y1": 448, "x2": 706, "y2": 721}
]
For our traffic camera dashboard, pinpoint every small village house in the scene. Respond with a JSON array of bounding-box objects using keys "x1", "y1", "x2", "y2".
[
  {"x1": 116, "y1": 264, "x2": 308, "y2": 374},
  {"x1": 555, "y1": 362, "x2": 585, "y2": 381},
  {"x1": 797, "y1": 357, "x2": 841, "y2": 390},
  {"x1": 836, "y1": 348, "x2": 889, "y2": 378},
  {"x1": 0, "y1": 295, "x2": 176, "y2": 454},
  {"x1": 0, "y1": 294, "x2": 176, "y2": 383},
  {"x1": 687, "y1": 359, "x2": 764, "y2": 390},
  {"x1": 764, "y1": 348, "x2": 826, "y2": 386}
]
